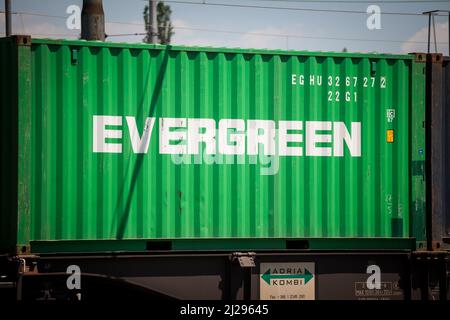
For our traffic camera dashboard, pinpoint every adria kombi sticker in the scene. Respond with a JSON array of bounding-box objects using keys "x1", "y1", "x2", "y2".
[{"x1": 260, "y1": 262, "x2": 315, "y2": 300}]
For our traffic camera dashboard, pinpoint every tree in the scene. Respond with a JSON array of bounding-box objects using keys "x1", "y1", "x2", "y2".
[
  {"x1": 143, "y1": 1, "x2": 174, "y2": 44},
  {"x1": 156, "y1": 2, "x2": 174, "y2": 44},
  {"x1": 342, "y1": 47, "x2": 348, "y2": 52}
]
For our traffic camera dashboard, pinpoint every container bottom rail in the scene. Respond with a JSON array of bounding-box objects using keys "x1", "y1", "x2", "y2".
[{"x1": 0, "y1": 250, "x2": 448, "y2": 301}]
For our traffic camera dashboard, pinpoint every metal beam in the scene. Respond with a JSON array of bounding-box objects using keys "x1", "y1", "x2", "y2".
[{"x1": 150, "y1": 0, "x2": 157, "y2": 44}]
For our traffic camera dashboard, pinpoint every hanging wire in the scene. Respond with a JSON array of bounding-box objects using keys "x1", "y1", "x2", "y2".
[
  {"x1": 140, "y1": 0, "x2": 450, "y2": 16},
  {"x1": 1, "y1": 9, "x2": 448, "y2": 47}
]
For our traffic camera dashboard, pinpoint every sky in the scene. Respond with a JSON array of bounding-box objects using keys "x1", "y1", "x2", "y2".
[{"x1": 0, "y1": 0, "x2": 449, "y2": 55}]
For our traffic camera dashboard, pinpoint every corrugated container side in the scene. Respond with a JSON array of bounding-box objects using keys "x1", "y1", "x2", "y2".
[
  {"x1": 0, "y1": 37, "x2": 19, "y2": 252},
  {"x1": 411, "y1": 54, "x2": 427, "y2": 247},
  {"x1": 1, "y1": 36, "x2": 32, "y2": 253},
  {"x1": 0, "y1": 38, "x2": 427, "y2": 252}
]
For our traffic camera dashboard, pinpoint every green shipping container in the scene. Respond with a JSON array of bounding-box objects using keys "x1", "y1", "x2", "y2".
[{"x1": 0, "y1": 36, "x2": 426, "y2": 254}]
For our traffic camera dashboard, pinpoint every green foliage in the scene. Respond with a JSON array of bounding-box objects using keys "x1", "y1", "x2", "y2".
[{"x1": 143, "y1": 1, "x2": 174, "y2": 44}]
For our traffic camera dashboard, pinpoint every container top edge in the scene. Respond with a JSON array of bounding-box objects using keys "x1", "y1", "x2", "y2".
[{"x1": 0, "y1": 36, "x2": 419, "y2": 60}]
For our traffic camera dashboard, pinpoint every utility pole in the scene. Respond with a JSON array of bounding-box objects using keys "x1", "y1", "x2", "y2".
[
  {"x1": 81, "y1": 0, "x2": 105, "y2": 41},
  {"x1": 423, "y1": 11, "x2": 438, "y2": 54},
  {"x1": 150, "y1": 0, "x2": 157, "y2": 43},
  {"x1": 5, "y1": 0, "x2": 11, "y2": 36},
  {"x1": 423, "y1": 10, "x2": 450, "y2": 55}
]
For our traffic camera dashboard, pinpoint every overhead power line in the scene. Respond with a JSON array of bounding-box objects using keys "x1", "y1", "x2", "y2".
[
  {"x1": 2, "y1": 4, "x2": 448, "y2": 22},
  {"x1": 107, "y1": 25, "x2": 449, "y2": 45},
  {"x1": 0, "y1": 11, "x2": 67, "y2": 20},
  {"x1": 141, "y1": 0, "x2": 449, "y2": 16},
  {"x1": 1, "y1": 10, "x2": 448, "y2": 45},
  {"x1": 221, "y1": 0, "x2": 450, "y2": 3}
]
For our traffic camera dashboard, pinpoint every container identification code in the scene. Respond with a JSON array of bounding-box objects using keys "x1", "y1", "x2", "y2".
[{"x1": 291, "y1": 74, "x2": 387, "y2": 103}]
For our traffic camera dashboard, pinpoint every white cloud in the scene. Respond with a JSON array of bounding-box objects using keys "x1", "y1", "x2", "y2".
[
  {"x1": 239, "y1": 26, "x2": 294, "y2": 50},
  {"x1": 402, "y1": 22, "x2": 449, "y2": 55},
  {"x1": 26, "y1": 21, "x2": 77, "y2": 38},
  {"x1": 172, "y1": 19, "x2": 194, "y2": 37},
  {"x1": 171, "y1": 20, "x2": 303, "y2": 50}
]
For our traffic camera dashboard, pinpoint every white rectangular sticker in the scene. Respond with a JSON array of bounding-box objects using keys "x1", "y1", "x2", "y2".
[{"x1": 260, "y1": 262, "x2": 315, "y2": 300}]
